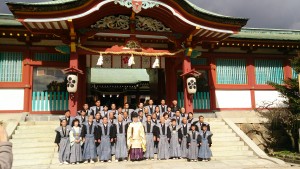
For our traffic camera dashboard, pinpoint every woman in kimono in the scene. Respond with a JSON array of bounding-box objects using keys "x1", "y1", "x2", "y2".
[
  {"x1": 154, "y1": 106, "x2": 161, "y2": 120},
  {"x1": 180, "y1": 117, "x2": 190, "y2": 159},
  {"x1": 114, "y1": 115, "x2": 129, "y2": 162},
  {"x1": 169, "y1": 119, "x2": 182, "y2": 159},
  {"x1": 97, "y1": 117, "x2": 114, "y2": 163},
  {"x1": 187, "y1": 124, "x2": 200, "y2": 162},
  {"x1": 187, "y1": 112, "x2": 196, "y2": 125},
  {"x1": 69, "y1": 119, "x2": 82, "y2": 164},
  {"x1": 93, "y1": 112, "x2": 102, "y2": 125},
  {"x1": 163, "y1": 113, "x2": 171, "y2": 126},
  {"x1": 54, "y1": 119, "x2": 71, "y2": 165},
  {"x1": 127, "y1": 112, "x2": 146, "y2": 161},
  {"x1": 81, "y1": 115, "x2": 98, "y2": 164},
  {"x1": 143, "y1": 115, "x2": 156, "y2": 160},
  {"x1": 154, "y1": 117, "x2": 171, "y2": 160},
  {"x1": 198, "y1": 124, "x2": 213, "y2": 162}
]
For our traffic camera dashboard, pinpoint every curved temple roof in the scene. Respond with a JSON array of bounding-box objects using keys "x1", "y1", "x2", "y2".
[{"x1": 6, "y1": 0, "x2": 248, "y2": 27}]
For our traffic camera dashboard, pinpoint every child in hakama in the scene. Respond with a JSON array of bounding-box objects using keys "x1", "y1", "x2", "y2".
[
  {"x1": 154, "y1": 117, "x2": 171, "y2": 160},
  {"x1": 69, "y1": 119, "x2": 83, "y2": 165},
  {"x1": 169, "y1": 119, "x2": 182, "y2": 159},
  {"x1": 143, "y1": 115, "x2": 156, "y2": 160},
  {"x1": 180, "y1": 117, "x2": 190, "y2": 159},
  {"x1": 198, "y1": 124, "x2": 213, "y2": 162},
  {"x1": 97, "y1": 117, "x2": 114, "y2": 163},
  {"x1": 81, "y1": 115, "x2": 98, "y2": 164},
  {"x1": 114, "y1": 115, "x2": 129, "y2": 162},
  {"x1": 187, "y1": 124, "x2": 200, "y2": 162},
  {"x1": 54, "y1": 119, "x2": 71, "y2": 165}
]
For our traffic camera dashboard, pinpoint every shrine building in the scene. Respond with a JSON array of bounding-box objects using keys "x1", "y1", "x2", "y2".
[{"x1": 0, "y1": 0, "x2": 299, "y2": 115}]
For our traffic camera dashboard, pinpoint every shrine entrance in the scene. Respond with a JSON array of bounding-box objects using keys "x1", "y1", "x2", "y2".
[{"x1": 8, "y1": 0, "x2": 247, "y2": 114}]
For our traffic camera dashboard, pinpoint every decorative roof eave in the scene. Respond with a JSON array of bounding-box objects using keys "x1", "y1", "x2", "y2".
[
  {"x1": 6, "y1": 0, "x2": 246, "y2": 23},
  {"x1": 229, "y1": 27, "x2": 300, "y2": 42},
  {"x1": 6, "y1": 0, "x2": 247, "y2": 30},
  {"x1": 172, "y1": 0, "x2": 248, "y2": 27}
]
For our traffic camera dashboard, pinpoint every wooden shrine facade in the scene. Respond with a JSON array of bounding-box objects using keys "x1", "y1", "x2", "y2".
[{"x1": 0, "y1": 0, "x2": 299, "y2": 115}]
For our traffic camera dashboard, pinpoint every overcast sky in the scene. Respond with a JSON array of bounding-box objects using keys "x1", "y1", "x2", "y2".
[{"x1": 1, "y1": 0, "x2": 300, "y2": 30}]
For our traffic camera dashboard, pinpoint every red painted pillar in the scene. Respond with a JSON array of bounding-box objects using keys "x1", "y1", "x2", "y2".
[
  {"x1": 165, "y1": 58, "x2": 177, "y2": 105},
  {"x1": 23, "y1": 49, "x2": 31, "y2": 113},
  {"x1": 69, "y1": 52, "x2": 79, "y2": 116},
  {"x1": 182, "y1": 56, "x2": 193, "y2": 113}
]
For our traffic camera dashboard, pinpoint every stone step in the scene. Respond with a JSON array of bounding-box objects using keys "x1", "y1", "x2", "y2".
[
  {"x1": 10, "y1": 137, "x2": 54, "y2": 143},
  {"x1": 20, "y1": 121, "x2": 60, "y2": 125},
  {"x1": 212, "y1": 141, "x2": 245, "y2": 146},
  {"x1": 212, "y1": 150, "x2": 253, "y2": 157},
  {"x1": 12, "y1": 165, "x2": 50, "y2": 169},
  {"x1": 15, "y1": 129, "x2": 54, "y2": 134},
  {"x1": 14, "y1": 153, "x2": 54, "y2": 160},
  {"x1": 13, "y1": 142, "x2": 56, "y2": 148},
  {"x1": 12, "y1": 133, "x2": 56, "y2": 139},
  {"x1": 17, "y1": 125, "x2": 57, "y2": 130},
  {"x1": 13, "y1": 147, "x2": 55, "y2": 154},
  {"x1": 209, "y1": 128, "x2": 232, "y2": 133},
  {"x1": 211, "y1": 156, "x2": 257, "y2": 160},
  {"x1": 13, "y1": 159, "x2": 52, "y2": 167},
  {"x1": 212, "y1": 137, "x2": 240, "y2": 142},
  {"x1": 211, "y1": 133, "x2": 236, "y2": 137},
  {"x1": 211, "y1": 145, "x2": 249, "y2": 151}
]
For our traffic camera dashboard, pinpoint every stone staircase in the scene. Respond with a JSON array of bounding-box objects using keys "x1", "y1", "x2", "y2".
[{"x1": 10, "y1": 117, "x2": 258, "y2": 168}]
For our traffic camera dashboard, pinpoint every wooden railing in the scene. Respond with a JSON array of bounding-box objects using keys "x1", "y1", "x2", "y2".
[
  {"x1": 32, "y1": 91, "x2": 69, "y2": 111},
  {"x1": 0, "y1": 52, "x2": 23, "y2": 82},
  {"x1": 177, "y1": 91, "x2": 210, "y2": 110}
]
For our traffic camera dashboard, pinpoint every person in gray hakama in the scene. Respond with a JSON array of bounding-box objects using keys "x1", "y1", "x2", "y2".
[
  {"x1": 187, "y1": 124, "x2": 200, "y2": 162},
  {"x1": 169, "y1": 119, "x2": 182, "y2": 159},
  {"x1": 54, "y1": 119, "x2": 71, "y2": 165},
  {"x1": 97, "y1": 117, "x2": 113, "y2": 162},
  {"x1": 81, "y1": 115, "x2": 98, "y2": 164},
  {"x1": 59, "y1": 110, "x2": 73, "y2": 126},
  {"x1": 114, "y1": 115, "x2": 128, "y2": 162},
  {"x1": 198, "y1": 124, "x2": 213, "y2": 162},
  {"x1": 69, "y1": 119, "x2": 83, "y2": 164},
  {"x1": 143, "y1": 115, "x2": 156, "y2": 160},
  {"x1": 154, "y1": 117, "x2": 171, "y2": 160},
  {"x1": 180, "y1": 118, "x2": 190, "y2": 159}
]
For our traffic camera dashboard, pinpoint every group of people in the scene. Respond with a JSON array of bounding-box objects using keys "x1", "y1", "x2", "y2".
[{"x1": 55, "y1": 99, "x2": 213, "y2": 165}]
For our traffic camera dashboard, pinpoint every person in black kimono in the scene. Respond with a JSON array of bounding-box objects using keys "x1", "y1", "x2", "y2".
[
  {"x1": 77, "y1": 104, "x2": 92, "y2": 116},
  {"x1": 59, "y1": 110, "x2": 73, "y2": 126},
  {"x1": 76, "y1": 110, "x2": 87, "y2": 126},
  {"x1": 90, "y1": 100, "x2": 103, "y2": 117},
  {"x1": 171, "y1": 100, "x2": 180, "y2": 113},
  {"x1": 146, "y1": 99, "x2": 156, "y2": 115},
  {"x1": 97, "y1": 117, "x2": 115, "y2": 163},
  {"x1": 154, "y1": 117, "x2": 171, "y2": 160},
  {"x1": 113, "y1": 115, "x2": 129, "y2": 162},
  {"x1": 55, "y1": 119, "x2": 71, "y2": 165},
  {"x1": 81, "y1": 115, "x2": 98, "y2": 164},
  {"x1": 194, "y1": 116, "x2": 210, "y2": 131}
]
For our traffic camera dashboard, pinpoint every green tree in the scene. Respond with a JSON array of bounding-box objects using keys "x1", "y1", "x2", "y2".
[
  {"x1": 265, "y1": 54, "x2": 300, "y2": 151},
  {"x1": 256, "y1": 55, "x2": 300, "y2": 151}
]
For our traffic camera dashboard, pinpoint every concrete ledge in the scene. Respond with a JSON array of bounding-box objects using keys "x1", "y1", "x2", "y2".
[
  {"x1": 4, "y1": 112, "x2": 28, "y2": 138},
  {"x1": 216, "y1": 111, "x2": 268, "y2": 123},
  {"x1": 223, "y1": 118, "x2": 286, "y2": 165}
]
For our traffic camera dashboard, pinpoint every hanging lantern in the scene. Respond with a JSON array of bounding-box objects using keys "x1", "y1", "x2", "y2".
[
  {"x1": 97, "y1": 53, "x2": 103, "y2": 66},
  {"x1": 67, "y1": 74, "x2": 78, "y2": 93},
  {"x1": 187, "y1": 77, "x2": 197, "y2": 94},
  {"x1": 152, "y1": 56, "x2": 160, "y2": 68},
  {"x1": 128, "y1": 54, "x2": 135, "y2": 66}
]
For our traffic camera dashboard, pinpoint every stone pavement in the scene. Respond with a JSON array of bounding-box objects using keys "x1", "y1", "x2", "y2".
[{"x1": 12, "y1": 158, "x2": 300, "y2": 169}]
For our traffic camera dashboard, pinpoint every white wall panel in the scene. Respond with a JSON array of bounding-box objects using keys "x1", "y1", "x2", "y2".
[
  {"x1": 255, "y1": 90, "x2": 286, "y2": 108},
  {"x1": 0, "y1": 89, "x2": 24, "y2": 110},
  {"x1": 215, "y1": 90, "x2": 252, "y2": 108}
]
